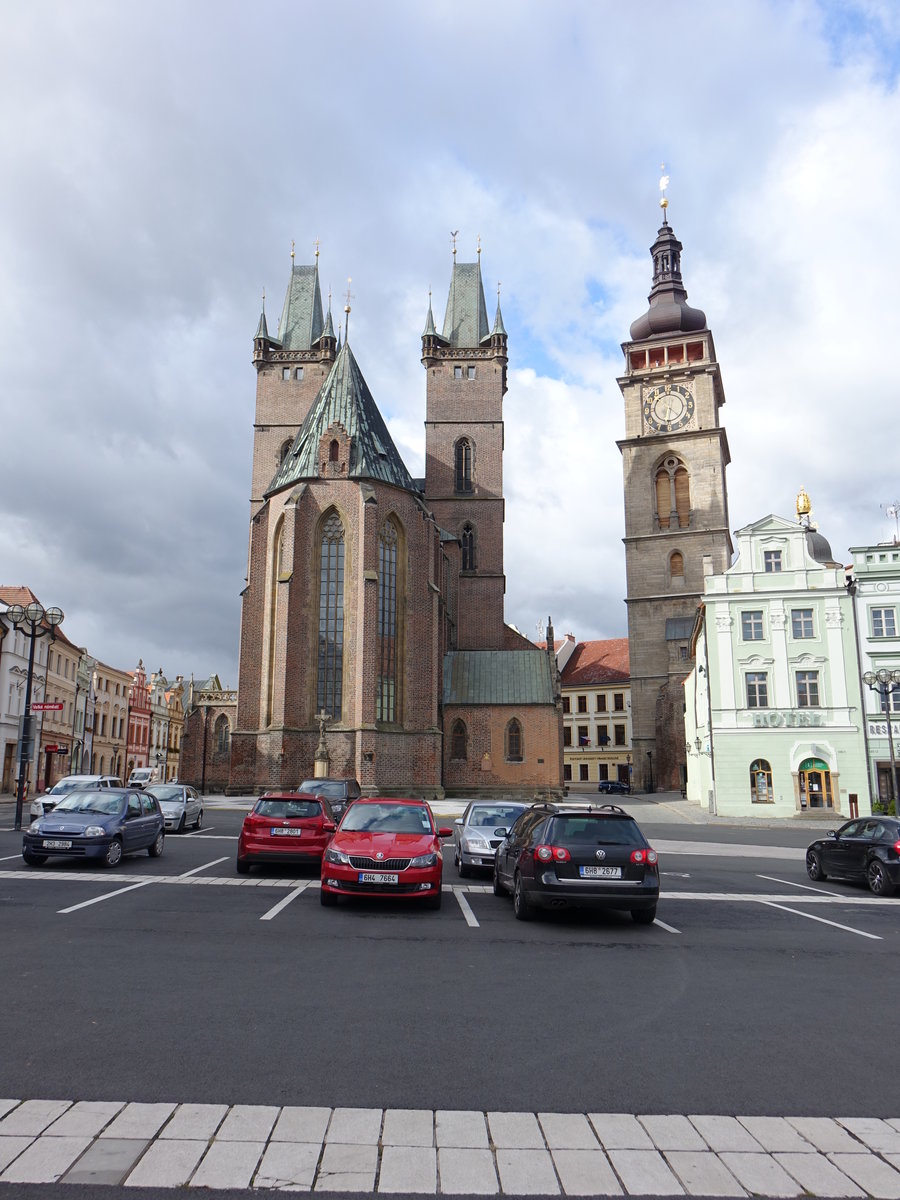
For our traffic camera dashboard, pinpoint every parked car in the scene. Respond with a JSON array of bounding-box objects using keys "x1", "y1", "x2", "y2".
[
  {"x1": 321, "y1": 798, "x2": 452, "y2": 909},
  {"x1": 806, "y1": 816, "x2": 900, "y2": 896},
  {"x1": 297, "y1": 777, "x2": 361, "y2": 820},
  {"x1": 127, "y1": 767, "x2": 160, "y2": 790},
  {"x1": 493, "y1": 802, "x2": 659, "y2": 923},
  {"x1": 453, "y1": 801, "x2": 528, "y2": 876},
  {"x1": 236, "y1": 793, "x2": 337, "y2": 874},
  {"x1": 23, "y1": 788, "x2": 165, "y2": 868},
  {"x1": 30, "y1": 774, "x2": 123, "y2": 819},
  {"x1": 597, "y1": 779, "x2": 631, "y2": 796},
  {"x1": 146, "y1": 783, "x2": 203, "y2": 833}
]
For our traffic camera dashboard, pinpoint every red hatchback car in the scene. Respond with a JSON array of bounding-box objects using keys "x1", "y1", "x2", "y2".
[
  {"x1": 236, "y1": 793, "x2": 336, "y2": 874},
  {"x1": 320, "y1": 798, "x2": 451, "y2": 909}
]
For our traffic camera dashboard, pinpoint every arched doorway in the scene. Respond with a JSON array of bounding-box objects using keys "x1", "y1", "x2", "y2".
[{"x1": 799, "y1": 757, "x2": 833, "y2": 809}]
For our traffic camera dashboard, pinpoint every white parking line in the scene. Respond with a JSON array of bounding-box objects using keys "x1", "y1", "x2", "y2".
[
  {"x1": 759, "y1": 900, "x2": 882, "y2": 939},
  {"x1": 178, "y1": 858, "x2": 229, "y2": 878},
  {"x1": 186, "y1": 826, "x2": 215, "y2": 836},
  {"x1": 260, "y1": 882, "x2": 310, "y2": 920},
  {"x1": 653, "y1": 918, "x2": 681, "y2": 934},
  {"x1": 182, "y1": 834, "x2": 236, "y2": 841},
  {"x1": 0, "y1": 854, "x2": 23, "y2": 862},
  {"x1": 454, "y1": 888, "x2": 480, "y2": 927},
  {"x1": 757, "y1": 873, "x2": 844, "y2": 896},
  {"x1": 58, "y1": 880, "x2": 156, "y2": 914}
]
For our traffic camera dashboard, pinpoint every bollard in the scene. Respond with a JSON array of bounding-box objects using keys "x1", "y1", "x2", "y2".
[{"x1": 848, "y1": 793, "x2": 858, "y2": 819}]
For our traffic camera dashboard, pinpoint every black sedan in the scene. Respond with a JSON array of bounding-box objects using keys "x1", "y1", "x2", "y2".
[
  {"x1": 23, "y1": 789, "x2": 165, "y2": 868},
  {"x1": 597, "y1": 779, "x2": 631, "y2": 795},
  {"x1": 806, "y1": 816, "x2": 900, "y2": 896},
  {"x1": 493, "y1": 802, "x2": 659, "y2": 923}
]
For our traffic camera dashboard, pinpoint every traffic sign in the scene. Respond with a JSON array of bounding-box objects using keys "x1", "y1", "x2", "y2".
[{"x1": 31, "y1": 703, "x2": 63, "y2": 711}]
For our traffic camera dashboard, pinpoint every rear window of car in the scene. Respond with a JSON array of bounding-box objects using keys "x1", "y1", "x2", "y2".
[
  {"x1": 549, "y1": 815, "x2": 644, "y2": 846},
  {"x1": 468, "y1": 806, "x2": 525, "y2": 828},
  {"x1": 256, "y1": 799, "x2": 322, "y2": 819},
  {"x1": 298, "y1": 780, "x2": 345, "y2": 798}
]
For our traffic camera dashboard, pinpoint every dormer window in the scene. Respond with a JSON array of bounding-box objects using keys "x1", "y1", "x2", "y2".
[{"x1": 764, "y1": 550, "x2": 782, "y2": 573}]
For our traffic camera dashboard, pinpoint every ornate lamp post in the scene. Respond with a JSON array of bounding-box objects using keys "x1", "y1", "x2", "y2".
[
  {"x1": 6, "y1": 601, "x2": 64, "y2": 831},
  {"x1": 863, "y1": 669, "x2": 900, "y2": 812}
]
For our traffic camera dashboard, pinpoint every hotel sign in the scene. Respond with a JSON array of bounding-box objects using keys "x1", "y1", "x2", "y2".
[{"x1": 752, "y1": 711, "x2": 824, "y2": 728}]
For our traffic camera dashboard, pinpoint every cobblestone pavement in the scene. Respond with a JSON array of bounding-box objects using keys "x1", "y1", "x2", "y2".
[{"x1": 2, "y1": 1100, "x2": 900, "y2": 1193}]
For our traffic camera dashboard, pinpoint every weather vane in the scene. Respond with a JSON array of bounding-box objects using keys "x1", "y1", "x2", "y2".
[
  {"x1": 314, "y1": 236, "x2": 320, "y2": 260},
  {"x1": 477, "y1": 234, "x2": 482, "y2": 260},
  {"x1": 451, "y1": 230, "x2": 459, "y2": 257},
  {"x1": 290, "y1": 239, "x2": 295, "y2": 262},
  {"x1": 343, "y1": 277, "x2": 354, "y2": 341},
  {"x1": 659, "y1": 164, "x2": 670, "y2": 219}
]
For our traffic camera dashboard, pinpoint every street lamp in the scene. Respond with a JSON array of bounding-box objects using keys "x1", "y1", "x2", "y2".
[
  {"x1": 863, "y1": 668, "x2": 900, "y2": 813},
  {"x1": 6, "y1": 601, "x2": 64, "y2": 831},
  {"x1": 646, "y1": 749, "x2": 654, "y2": 794}
]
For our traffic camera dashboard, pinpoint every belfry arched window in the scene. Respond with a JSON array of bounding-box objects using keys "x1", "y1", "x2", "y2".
[
  {"x1": 455, "y1": 438, "x2": 473, "y2": 493},
  {"x1": 461, "y1": 523, "x2": 476, "y2": 571},
  {"x1": 317, "y1": 511, "x2": 345, "y2": 720},
  {"x1": 669, "y1": 550, "x2": 684, "y2": 581},
  {"x1": 505, "y1": 718, "x2": 523, "y2": 763},
  {"x1": 377, "y1": 519, "x2": 398, "y2": 723},
  {"x1": 450, "y1": 719, "x2": 468, "y2": 761},
  {"x1": 654, "y1": 456, "x2": 691, "y2": 530},
  {"x1": 215, "y1": 714, "x2": 231, "y2": 756}
]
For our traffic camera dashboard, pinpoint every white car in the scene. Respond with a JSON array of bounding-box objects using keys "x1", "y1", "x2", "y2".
[
  {"x1": 30, "y1": 774, "x2": 122, "y2": 819},
  {"x1": 146, "y1": 784, "x2": 203, "y2": 833},
  {"x1": 453, "y1": 801, "x2": 528, "y2": 876}
]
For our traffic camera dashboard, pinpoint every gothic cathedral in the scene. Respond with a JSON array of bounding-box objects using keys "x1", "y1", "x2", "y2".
[
  {"x1": 618, "y1": 210, "x2": 732, "y2": 792},
  {"x1": 222, "y1": 247, "x2": 563, "y2": 798}
]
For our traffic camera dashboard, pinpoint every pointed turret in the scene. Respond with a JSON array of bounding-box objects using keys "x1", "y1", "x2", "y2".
[
  {"x1": 315, "y1": 304, "x2": 337, "y2": 362},
  {"x1": 278, "y1": 264, "x2": 325, "y2": 350},
  {"x1": 421, "y1": 292, "x2": 446, "y2": 368},
  {"x1": 629, "y1": 218, "x2": 706, "y2": 341},
  {"x1": 441, "y1": 260, "x2": 490, "y2": 347}
]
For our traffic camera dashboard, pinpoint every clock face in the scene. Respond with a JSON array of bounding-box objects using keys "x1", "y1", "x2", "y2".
[{"x1": 643, "y1": 383, "x2": 695, "y2": 432}]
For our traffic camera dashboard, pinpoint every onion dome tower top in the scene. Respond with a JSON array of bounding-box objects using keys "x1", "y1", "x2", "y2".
[{"x1": 629, "y1": 171, "x2": 707, "y2": 341}]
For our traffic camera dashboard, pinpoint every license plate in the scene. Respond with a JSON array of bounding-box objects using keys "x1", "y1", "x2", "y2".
[
  {"x1": 580, "y1": 865, "x2": 622, "y2": 878},
  {"x1": 43, "y1": 839, "x2": 72, "y2": 850},
  {"x1": 358, "y1": 872, "x2": 399, "y2": 884},
  {"x1": 271, "y1": 827, "x2": 305, "y2": 836}
]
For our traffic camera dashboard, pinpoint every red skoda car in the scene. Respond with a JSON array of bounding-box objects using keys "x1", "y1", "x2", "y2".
[
  {"x1": 321, "y1": 798, "x2": 451, "y2": 909},
  {"x1": 236, "y1": 793, "x2": 336, "y2": 874}
]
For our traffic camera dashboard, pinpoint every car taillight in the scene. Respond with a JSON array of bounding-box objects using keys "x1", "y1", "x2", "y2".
[
  {"x1": 535, "y1": 845, "x2": 570, "y2": 863},
  {"x1": 630, "y1": 848, "x2": 658, "y2": 865},
  {"x1": 894, "y1": 840, "x2": 900, "y2": 855}
]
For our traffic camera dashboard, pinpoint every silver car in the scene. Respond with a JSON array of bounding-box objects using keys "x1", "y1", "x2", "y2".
[
  {"x1": 146, "y1": 784, "x2": 203, "y2": 833},
  {"x1": 453, "y1": 801, "x2": 528, "y2": 876}
]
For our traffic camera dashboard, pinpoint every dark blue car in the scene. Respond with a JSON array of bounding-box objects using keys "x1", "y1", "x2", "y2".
[{"x1": 23, "y1": 789, "x2": 165, "y2": 868}]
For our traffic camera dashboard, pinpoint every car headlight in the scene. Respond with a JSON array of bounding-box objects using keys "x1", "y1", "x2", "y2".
[
  {"x1": 324, "y1": 846, "x2": 352, "y2": 865},
  {"x1": 28, "y1": 820, "x2": 42, "y2": 833},
  {"x1": 83, "y1": 826, "x2": 106, "y2": 838},
  {"x1": 462, "y1": 835, "x2": 491, "y2": 852},
  {"x1": 409, "y1": 852, "x2": 438, "y2": 868}
]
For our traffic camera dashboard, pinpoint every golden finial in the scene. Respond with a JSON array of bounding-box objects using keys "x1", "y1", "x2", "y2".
[
  {"x1": 290, "y1": 239, "x2": 295, "y2": 262},
  {"x1": 451, "y1": 230, "x2": 459, "y2": 257},
  {"x1": 343, "y1": 277, "x2": 354, "y2": 341},
  {"x1": 314, "y1": 236, "x2": 320, "y2": 260},
  {"x1": 797, "y1": 486, "x2": 811, "y2": 519},
  {"x1": 659, "y1": 163, "x2": 670, "y2": 213},
  {"x1": 477, "y1": 234, "x2": 482, "y2": 259}
]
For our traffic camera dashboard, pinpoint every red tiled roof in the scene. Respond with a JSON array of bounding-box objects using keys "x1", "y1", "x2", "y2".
[
  {"x1": 0, "y1": 586, "x2": 42, "y2": 608},
  {"x1": 560, "y1": 638, "x2": 630, "y2": 686}
]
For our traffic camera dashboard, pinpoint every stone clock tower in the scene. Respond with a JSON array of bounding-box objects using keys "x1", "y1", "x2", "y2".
[{"x1": 618, "y1": 209, "x2": 733, "y2": 792}]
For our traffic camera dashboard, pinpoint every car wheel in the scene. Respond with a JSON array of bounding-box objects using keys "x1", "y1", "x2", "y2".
[
  {"x1": 457, "y1": 855, "x2": 470, "y2": 878},
  {"x1": 194, "y1": 809, "x2": 203, "y2": 831},
  {"x1": 513, "y1": 872, "x2": 533, "y2": 921},
  {"x1": 632, "y1": 906, "x2": 657, "y2": 925},
  {"x1": 235, "y1": 856, "x2": 250, "y2": 875},
  {"x1": 177, "y1": 814, "x2": 186, "y2": 834},
  {"x1": 148, "y1": 832, "x2": 165, "y2": 858},
  {"x1": 806, "y1": 850, "x2": 827, "y2": 882},
  {"x1": 320, "y1": 887, "x2": 337, "y2": 906},
  {"x1": 104, "y1": 839, "x2": 123, "y2": 868},
  {"x1": 868, "y1": 858, "x2": 894, "y2": 897},
  {"x1": 493, "y1": 860, "x2": 506, "y2": 896},
  {"x1": 23, "y1": 851, "x2": 47, "y2": 866}
]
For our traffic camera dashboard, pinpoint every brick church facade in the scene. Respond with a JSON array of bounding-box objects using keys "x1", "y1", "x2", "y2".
[{"x1": 182, "y1": 246, "x2": 563, "y2": 798}]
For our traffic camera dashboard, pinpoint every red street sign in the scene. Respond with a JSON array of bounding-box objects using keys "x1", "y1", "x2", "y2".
[
  {"x1": 31, "y1": 703, "x2": 63, "y2": 711},
  {"x1": 45, "y1": 744, "x2": 59, "y2": 752}
]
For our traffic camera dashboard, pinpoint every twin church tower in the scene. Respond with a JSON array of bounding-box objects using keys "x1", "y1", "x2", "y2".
[{"x1": 229, "y1": 207, "x2": 731, "y2": 796}]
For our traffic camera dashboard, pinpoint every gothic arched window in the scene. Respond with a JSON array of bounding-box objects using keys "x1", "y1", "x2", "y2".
[
  {"x1": 505, "y1": 718, "x2": 523, "y2": 762},
  {"x1": 461, "y1": 523, "x2": 476, "y2": 571},
  {"x1": 450, "y1": 719, "x2": 468, "y2": 761},
  {"x1": 750, "y1": 758, "x2": 773, "y2": 804},
  {"x1": 377, "y1": 519, "x2": 398, "y2": 723},
  {"x1": 455, "y1": 438, "x2": 473, "y2": 493},
  {"x1": 329, "y1": 439, "x2": 339, "y2": 462},
  {"x1": 669, "y1": 550, "x2": 684, "y2": 580},
  {"x1": 317, "y1": 511, "x2": 345, "y2": 720},
  {"x1": 654, "y1": 456, "x2": 691, "y2": 530},
  {"x1": 215, "y1": 714, "x2": 230, "y2": 756}
]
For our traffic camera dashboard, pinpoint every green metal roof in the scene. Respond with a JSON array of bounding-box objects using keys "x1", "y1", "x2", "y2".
[
  {"x1": 277, "y1": 264, "x2": 325, "y2": 350},
  {"x1": 443, "y1": 651, "x2": 556, "y2": 706},
  {"x1": 266, "y1": 342, "x2": 418, "y2": 496},
  {"x1": 441, "y1": 261, "x2": 490, "y2": 347}
]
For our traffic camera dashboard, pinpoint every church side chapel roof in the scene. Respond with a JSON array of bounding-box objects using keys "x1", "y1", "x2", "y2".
[
  {"x1": 266, "y1": 342, "x2": 418, "y2": 496},
  {"x1": 443, "y1": 650, "x2": 556, "y2": 706},
  {"x1": 441, "y1": 261, "x2": 491, "y2": 346},
  {"x1": 275, "y1": 263, "x2": 325, "y2": 350}
]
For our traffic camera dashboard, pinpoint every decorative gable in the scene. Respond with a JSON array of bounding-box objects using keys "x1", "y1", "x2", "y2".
[{"x1": 319, "y1": 423, "x2": 351, "y2": 477}]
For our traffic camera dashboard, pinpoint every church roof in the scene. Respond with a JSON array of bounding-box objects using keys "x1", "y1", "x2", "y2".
[
  {"x1": 441, "y1": 261, "x2": 491, "y2": 347},
  {"x1": 443, "y1": 650, "x2": 556, "y2": 706},
  {"x1": 629, "y1": 218, "x2": 707, "y2": 341},
  {"x1": 276, "y1": 264, "x2": 325, "y2": 350},
  {"x1": 266, "y1": 342, "x2": 418, "y2": 496},
  {"x1": 560, "y1": 638, "x2": 629, "y2": 686}
]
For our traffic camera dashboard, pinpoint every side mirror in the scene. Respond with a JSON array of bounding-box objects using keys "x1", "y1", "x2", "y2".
[
  {"x1": 828, "y1": 830, "x2": 838, "y2": 839},
  {"x1": 438, "y1": 827, "x2": 453, "y2": 838},
  {"x1": 322, "y1": 820, "x2": 336, "y2": 833},
  {"x1": 495, "y1": 827, "x2": 508, "y2": 837},
  {"x1": 454, "y1": 817, "x2": 463, "y2": 826}
]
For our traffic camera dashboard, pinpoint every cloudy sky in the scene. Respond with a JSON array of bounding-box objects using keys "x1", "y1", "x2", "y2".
[{"x1": 2, "y1": 0, "x2": 899, "y2": 685}]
